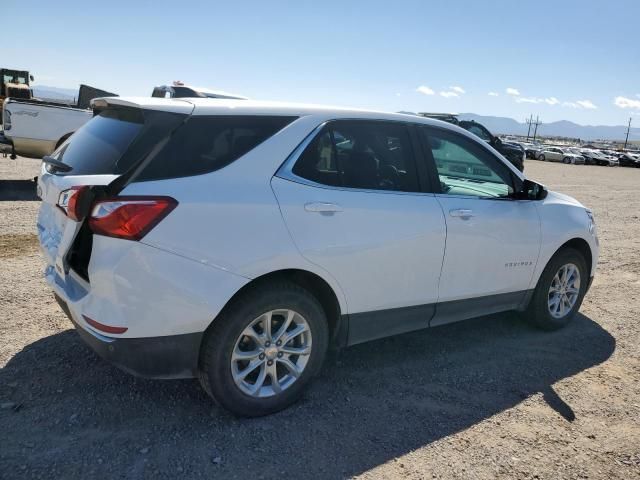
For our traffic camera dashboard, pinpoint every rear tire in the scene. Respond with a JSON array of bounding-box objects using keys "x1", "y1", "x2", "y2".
[
  {"x1": 198, "y1": 281, "x2": 329, "y2": 417},
  {"x1": 563, "y1": 157, "x2": 571, "y2": 164},
  {"x1": 524, "y1": 248, "x2": 588, "y2": 331},
  {"x1": 539, "y1": 154, "x2": 545, "y2": 161}
]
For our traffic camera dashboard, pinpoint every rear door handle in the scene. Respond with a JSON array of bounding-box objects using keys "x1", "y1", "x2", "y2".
[
  {"x1": 304, "y1": 202, "x2": 343, "y2": 213},
  {"x1": 449, "y1": 208, "x2": 474, "y2": 219}
]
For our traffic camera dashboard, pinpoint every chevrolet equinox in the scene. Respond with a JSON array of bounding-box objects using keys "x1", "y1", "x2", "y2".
[{"x1": 37, "y1": 97, "x2": 599, "y2": 416}]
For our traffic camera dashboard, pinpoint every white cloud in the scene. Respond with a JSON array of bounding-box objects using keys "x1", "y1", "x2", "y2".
[
  {"x1": 562, "y1": 102, "x2": 579, "y2": 108},
  {"x1": 576, "y1": 100, "x2": 597, "y2": 109},
  {"x1": 614, "y1": 96, "x2": 640, "y2": 109},
  {"x1": 439, "y1": 91, "x2": 459, "y2": 98},
  {"x1": 395, "y1": 93, "x2": 401, "y2": 97},
  {"x1": 516, "y1": 97, "x2": 541, "y2": 103},
  {"x1": 516, "y1": 96, "x2": 543, "y2": 104},
  {"x1": 506, "y1": 87, "x2": 520, "y2": 96},
  {"x1": 416, "y1": 85, "x2": 435, "y2": 96},
  {"x1": 545, "y1": 97, "x2": 560, "y2": 105},
  {"x1": 488, "y1": 92, "x2": 499, "y2": 97},
  {"x1": 450, "y1": 86, "x2": 465, "y2": 94}
]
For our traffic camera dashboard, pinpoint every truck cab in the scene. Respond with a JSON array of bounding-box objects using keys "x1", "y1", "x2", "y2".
[{"x1": 1, "y1": 68, "x2": 33, "y2": 106}]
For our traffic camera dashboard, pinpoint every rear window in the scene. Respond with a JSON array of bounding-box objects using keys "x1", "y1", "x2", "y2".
[
  {"x1": 136, "y1": 115, "x2": 297, "y2": 181},
  {"x1": 51, "y1": 108, "x2": 144, "y2": 175}
]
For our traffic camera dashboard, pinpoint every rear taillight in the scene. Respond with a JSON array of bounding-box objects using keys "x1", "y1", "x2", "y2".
[
  {"x1": 57, "y1": 186, "x2": 92, "y2": 221},
  {"x1": 88, "y1": 196, "x2": 177, "y2": 241}
]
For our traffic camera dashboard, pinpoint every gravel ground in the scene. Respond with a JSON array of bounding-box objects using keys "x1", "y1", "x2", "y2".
[{"x1": 1, "y1": 156, "x2": 639, "y2": 479}]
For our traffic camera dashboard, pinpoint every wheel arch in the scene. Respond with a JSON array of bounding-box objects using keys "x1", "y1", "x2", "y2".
[
  {"x1": 543, "y1": 237, "x2": 593, "y2": 280},
  {"x1": 207, "y1": 269, "x2": 347, "y2": 348},
  {"x1": 558, "y1": 237, "x2": 593, "y2": 278}
]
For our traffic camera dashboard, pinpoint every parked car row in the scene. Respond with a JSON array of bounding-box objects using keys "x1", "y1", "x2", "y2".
[
  {"x1": 516, "y1": 142, "x2": 638, "y2": 167},
  {"x1": 618, "y1": 151, "x2": 640, "y2": 168}
]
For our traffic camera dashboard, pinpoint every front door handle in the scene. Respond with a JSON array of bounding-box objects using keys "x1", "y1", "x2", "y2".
[
  {"x1": 449, "y1": 208, "x2": 474, "y2": 219},
  {"x1": 304, "y1": 202, "x2": 343, "y2": 213}
]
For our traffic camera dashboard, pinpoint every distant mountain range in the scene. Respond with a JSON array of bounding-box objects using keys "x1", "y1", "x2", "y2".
[{"x1": 457, "y1": 113, "x2": 639, "y2": 142}]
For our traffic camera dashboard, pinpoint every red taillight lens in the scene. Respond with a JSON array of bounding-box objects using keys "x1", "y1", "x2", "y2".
[
  {"x1": 88, "y1": 196, "x2": 177, "y2": 241},
  {"x1": 57, "y1": 186, "x2": 91, "y2": 221},
  {"x1": 82, "y1": 315, "x2": 128, "y2": 334}
]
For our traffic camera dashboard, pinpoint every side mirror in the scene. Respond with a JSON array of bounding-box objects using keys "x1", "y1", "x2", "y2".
[
  {"x1": 492, "y1": 136, "x2": 502, "y2": 147},
  {"x1": 518, "y1": 179, "x2": 547, "y2": 200},
  {"x1": 29, "y1": 75, "x2": 34, "y2": 82}
]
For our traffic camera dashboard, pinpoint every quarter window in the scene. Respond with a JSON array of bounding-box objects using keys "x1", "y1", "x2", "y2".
[
  {"x1": 423, "y1": 129, "x2": 515, "y2": 198},
  {"x1": 138, "y1": 115, "x2": 297, "y2": 181},
  {"x1": 292, "y1": 120, "x2": 420, "y2": 192}
]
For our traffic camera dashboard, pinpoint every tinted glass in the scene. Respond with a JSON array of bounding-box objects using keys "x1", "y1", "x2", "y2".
[
  {"x1": 293, "y1": 120, "x2": 420, "y2": 192},
  {"x1": 52, "y1": 108, "x2": 144, "y2": 175},
  {"x1": 293, "y1": 130, "x2": 341, "y2": 186},
  {"x1": 138, "y1": 116, "x2": 296, "y2": 181},
  {"x1": 424, "y1": 129, "x2": 514, "y2": 198}
]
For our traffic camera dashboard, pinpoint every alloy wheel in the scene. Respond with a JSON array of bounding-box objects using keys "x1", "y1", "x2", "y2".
[
  {"x1": 231, "y1": 309, "x2": 312, "y2": 398},
  {"x1": 547, "y1": 263, "x2": 581, "y2": 319}
]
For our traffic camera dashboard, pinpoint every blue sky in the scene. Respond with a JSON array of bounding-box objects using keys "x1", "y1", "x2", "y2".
[{"x1": 6, "y1": 0, "x2": 640, "y2": 125}]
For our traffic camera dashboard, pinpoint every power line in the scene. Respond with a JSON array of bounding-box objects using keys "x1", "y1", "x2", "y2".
[
  {"x1": 623, "y1": 117, "x2": 632, "y2": 150},
  {"x1": 525, "y1": 114, "x2": 534, "y2": 140},
  {"x1": 531, "y1": 115, "x2": 542, "y2": 141}
]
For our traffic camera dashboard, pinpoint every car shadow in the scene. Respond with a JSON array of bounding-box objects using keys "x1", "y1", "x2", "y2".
[
  {"x1": 0, "y1": 312, "x2": 614, "y2": 478},
  {"x1": 0, "y1": 179, "x2": 39, "y2": 201}
]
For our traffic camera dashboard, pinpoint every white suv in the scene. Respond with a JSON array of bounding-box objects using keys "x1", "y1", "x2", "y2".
[{"x1": 37, "y1": 97, "x2": 599, "y2": 416}]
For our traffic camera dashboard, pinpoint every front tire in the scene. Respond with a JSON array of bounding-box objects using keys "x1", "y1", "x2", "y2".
[
  {"x1": 198, "y1": 281, "x2": 329, "y2": 417},
  {"x1": 539, "y1": 154, "x2": 545, "y2": 161},
  {"x1": 524, "y1": 248, "x2": 588, "y2": 331}
]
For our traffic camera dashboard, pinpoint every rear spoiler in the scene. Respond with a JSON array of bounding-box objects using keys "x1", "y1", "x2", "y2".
[{"x1": 90, "y1": 97, "x2": 195, "y2": 115}]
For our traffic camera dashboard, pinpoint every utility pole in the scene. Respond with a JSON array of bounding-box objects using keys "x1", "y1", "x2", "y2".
[
  {"x1": 532, "y1": 115, "x2": 542, "y2": 141},
  {"x1": 526, "y1": 114, "x2": 533, "y2": 141},
  {"x1": 623, "y1": 117, "x2": 632, "y2": 151}
]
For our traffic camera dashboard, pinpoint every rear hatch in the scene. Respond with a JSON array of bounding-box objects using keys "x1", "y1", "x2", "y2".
[{"x1": 37, "y1": 99, "x2": 193, "y2": 284}]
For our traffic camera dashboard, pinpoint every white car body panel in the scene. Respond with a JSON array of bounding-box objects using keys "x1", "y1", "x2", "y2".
[
  {"x1": 271, "y1": 176, "x2": 446, "y2": 314},
  {"x1": 434, "y1": 195, "x2": 541, "y2": 302},
  {"x1": 530, "y1": 191, "x2": 598, "y2": 283}
]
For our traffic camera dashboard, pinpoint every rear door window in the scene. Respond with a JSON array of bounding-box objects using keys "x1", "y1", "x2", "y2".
[
  {"x1": 137, "y1": 116, "x2": 297, "y2": 181},
  {"x1": 51, "y1": 108, "x2": 144, "y2": 175},
  {"x1": 292, "y1": 120, "x2": 420, "y2": 193}
]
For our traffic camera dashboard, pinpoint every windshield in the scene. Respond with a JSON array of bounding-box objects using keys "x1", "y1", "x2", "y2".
[{"x1": 3, "y1": 74, "x2": 27, "y2": 84}]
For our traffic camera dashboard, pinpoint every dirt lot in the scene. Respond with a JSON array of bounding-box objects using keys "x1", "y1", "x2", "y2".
[{"x1": 1, "y1": 156, "x2": 639, "y2": 479}]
